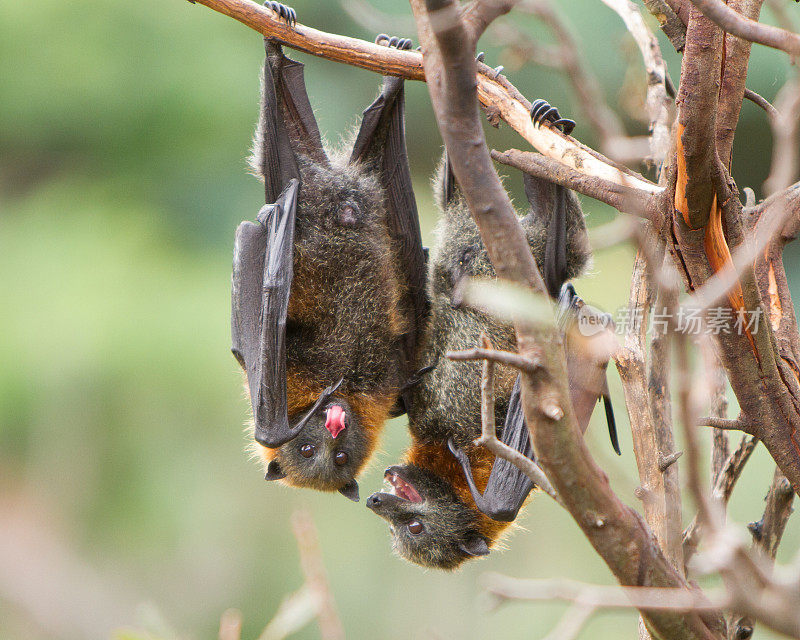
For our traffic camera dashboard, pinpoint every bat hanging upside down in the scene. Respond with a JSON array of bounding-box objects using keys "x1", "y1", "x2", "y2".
[
  {"x1": 231, "y1": 7, "x2": 427, "y2": 501},
  {"x1": 366, "y1": 109, "x2": 619, "y2": 569}
]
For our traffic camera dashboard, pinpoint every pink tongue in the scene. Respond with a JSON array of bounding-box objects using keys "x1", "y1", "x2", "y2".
[{"x1": 325, "y1": 405, "x2": 347, "y2": 438}]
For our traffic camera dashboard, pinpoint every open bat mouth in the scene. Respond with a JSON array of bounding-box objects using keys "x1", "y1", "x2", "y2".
[{"x1": 384, "y1": 470, "x2": 423, "y2": 503}]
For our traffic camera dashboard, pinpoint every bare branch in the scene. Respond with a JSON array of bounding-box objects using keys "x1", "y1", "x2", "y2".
[
  {"x1": 675, "y1": 5, "x2": 724, "y2": 229},
  {"x1": 698, "y1": 416, "x2": 753, "y2": 433},
  {"x1": 410, "y1": 2, "x2": 723, "y2": 638},
  {"x1": 600, "y1": 0, "x2": 674, "y2": 163},
  {"x1": 743, "y1": 88, "x2": 778, "y2": 118},
  {"x1": 483, "y1": 574, "x2": 728, "y2": 611},
  {"x1": 642, "y1": 0, "x2": 688, "y2": 50},
  {"x1": 686, "y1": 0, "x2": 800, "y2": 56},
  {"x1": 463, "y1": 0, "x2": 518, "y2": 40},
  {"x1": 447, "y1": 346, "x2": 542, "y2": 373},
  {"x1": 491, "y1": 149, "x2": 657, "y2": 218},
  {"x1": 189, "y1": 0, "x2": 662, "y2": 195},
  {"x1": 219, "y1": 609, "x2": 243, "y2": 640}
]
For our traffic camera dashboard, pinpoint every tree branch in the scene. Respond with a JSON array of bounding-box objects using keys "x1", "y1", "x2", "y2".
[
  {"x1": 687, "y1": 0, "x2": 800, "y2": 56},
  {"x1": 409, "y1": 2, "x2": 722, "y2": 638},
  {"x1": 188, "y1": 0, "x2": 661, "y2": 195},
  {"x1": 491, "y1": 149, "x2": 656, "y2": 218}
]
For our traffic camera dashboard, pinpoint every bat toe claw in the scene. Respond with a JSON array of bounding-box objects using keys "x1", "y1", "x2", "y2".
[
  {"x1": 376, "y1": 33, "x2": 414, "y2": 50},
  {"x1": 265, "y1": 1, "x2": 297, "y2": 27},
  {"x1": 530, "y1": 99, "x2": 576, "y2": 135}
]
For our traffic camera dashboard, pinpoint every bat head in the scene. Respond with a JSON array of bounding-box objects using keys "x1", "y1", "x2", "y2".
[
  {"x1": 263, "y1": 398, "x2": 367, "y2": 501},
  {"x1": 431, "y1": 206, "x2": 498, "y2": 311},
  {"x1": 366, "y1": 464, "x2": 490, "y2": 570}
]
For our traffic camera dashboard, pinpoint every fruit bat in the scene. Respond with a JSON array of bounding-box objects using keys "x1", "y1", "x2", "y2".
[
  {"x1": 367, "y1": 120, "x2": 618, "y2": 568},
  {"x1": 231, "y1": 20, "x2": 426, "y2": 501}
]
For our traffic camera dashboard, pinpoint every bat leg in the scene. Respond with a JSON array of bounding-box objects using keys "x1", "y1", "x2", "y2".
[
  {"x1": 264, "y1": 1, "x2": 297, "y2": 27},
  {"x1": 530, "y1": 98, "x2": 576, "y2": 136}
]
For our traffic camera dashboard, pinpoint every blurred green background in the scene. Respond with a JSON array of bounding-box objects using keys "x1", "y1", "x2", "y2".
[{"x1": 1, "y1": 1, "x2": 799, "y2": 638}]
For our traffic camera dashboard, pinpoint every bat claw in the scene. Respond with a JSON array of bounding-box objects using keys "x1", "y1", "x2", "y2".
[
  {"x1": 530, "y1": 98, "x2": 576, "y2": 136},
  {"x1": 400, "y1": 363, "x2": 436, "y2": 393},
  {"x1": 265, "y1": 1, "x2": 297, "y2": 27},
  {"x1": 375, "y1": 33, "x2": 413, "y2": 50},
  {"x1": 476, "y1": 51, "x2": 485, "y2": 63}
]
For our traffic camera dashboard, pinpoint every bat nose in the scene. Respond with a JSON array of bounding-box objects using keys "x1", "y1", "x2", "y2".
[{"x1": 366, "y1": 493, "x2": 382, "y2": 510}]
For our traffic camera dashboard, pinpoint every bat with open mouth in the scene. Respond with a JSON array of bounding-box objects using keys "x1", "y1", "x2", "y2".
[
  {"x1": 367, "y1": 120, "x2": 618, "y2": 568},
  {"x1": 231, "y1": 14, "x2": 427, "y2": 501}
]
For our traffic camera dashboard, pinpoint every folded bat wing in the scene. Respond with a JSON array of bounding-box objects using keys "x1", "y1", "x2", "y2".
[
  {"x1": 351, "y1": 76, "x2": 428, "y2": 416},
  {"x1": 232, "y1": 180, "x2": 299, "y2": 448},
  {"x1": 231, "y1": 41, "x2": 329, "y2": 448}
]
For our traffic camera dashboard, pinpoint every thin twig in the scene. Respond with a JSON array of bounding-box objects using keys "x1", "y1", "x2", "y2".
[
  {"x1": 447, "y1": 346, "x2": 542, "y2": 373},
  {"x1": 290, "y1": 510, "x2": 344, "y2": 640},
  {"x1": 474, "y1": 337, "x2": 559, "y2": 501},
  {"x1": 697, "y1": 416, "x2": 753, "y2": 433},
  {"x1": 483, "y1": 574, "x2": 728, "y2": 611},
  {"x1": 743, "y1": 88, "x2": 779, "y2": 118},
  {"x1": 219, "y1": 609, "x2": 243, "y2": 640}
]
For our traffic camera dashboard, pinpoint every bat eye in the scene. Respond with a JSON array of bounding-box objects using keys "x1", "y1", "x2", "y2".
[
  {"x1": 334, "y1": 451, "x2": 348, "y2": 466},
  {"x1": 300, "y1": 444, "x2": 315, "y2": 458},
  {"x1": 407, "y1": 520, "x2": 424, "y2": 535}
]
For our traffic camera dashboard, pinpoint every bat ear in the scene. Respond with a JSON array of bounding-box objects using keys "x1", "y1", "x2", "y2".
[
  {"x1": 338, "y1": 479, "x2": 360, "y2": 502},
  {"x1": 459, "y1": 535, "x2": 490, "y2": 557},
  {"x1": 264, "y1": 460, "x2": 287, "y2": 481}
]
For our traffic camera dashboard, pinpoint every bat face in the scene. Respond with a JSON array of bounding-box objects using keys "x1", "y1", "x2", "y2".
[
  {"x1": 431, "y1": 207, "x2": 497, "y2": 310},
  {"x1": 260, "y1": 398, "x2": 367, "y2": 500},
  {"x1": 366, "y1": 464, "x2": 489, "y2": 570}
]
